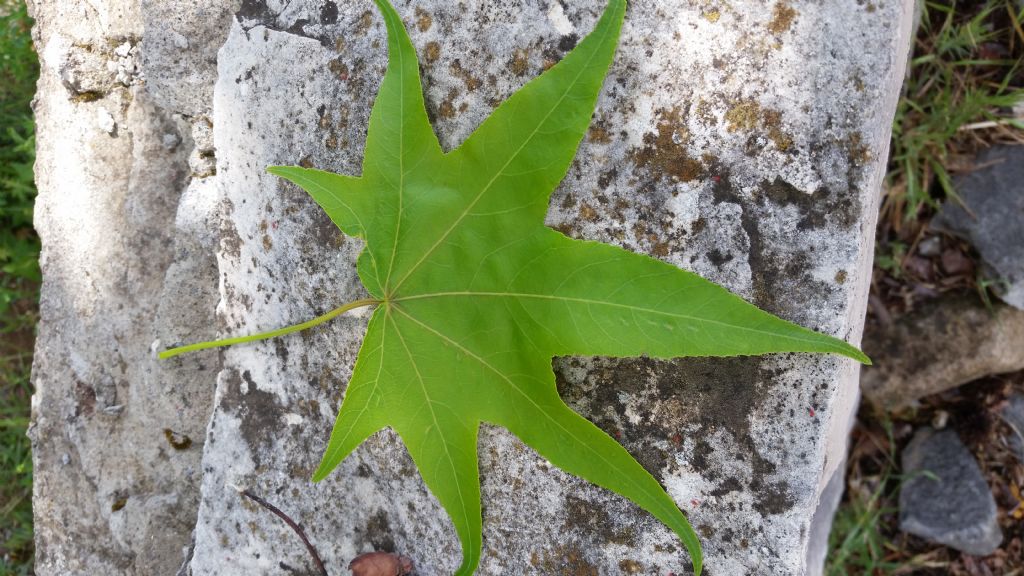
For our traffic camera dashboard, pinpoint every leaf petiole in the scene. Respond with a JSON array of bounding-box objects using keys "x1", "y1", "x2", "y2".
[{"x1": 158, "y1": 298, "x2": 380, "y2": 360}]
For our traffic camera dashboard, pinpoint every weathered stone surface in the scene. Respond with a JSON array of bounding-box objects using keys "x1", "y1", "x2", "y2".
[
  {"x1": 861, "y1": 295, "x2": 1024, "y2": 408},
  {"x1": 27, "y1": 1, "x2": 222, "y2": 574},
  {"x1": 899, "y1": 428, "x2": 1002, "y2": 556},
  {"x1": 933, "y1": 145, "x2": 1024, "y2": 310},
  {"x1": 30, "y1": 0, "x2": 914, "y2": 575},
  {"x1": 138, "y1": 0, "x2": 237, "y2": 117}
]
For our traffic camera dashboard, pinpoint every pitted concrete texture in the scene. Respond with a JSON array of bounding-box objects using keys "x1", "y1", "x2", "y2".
[{"x1": 30, "y1": 1, "x2": 913, "y2": 575}]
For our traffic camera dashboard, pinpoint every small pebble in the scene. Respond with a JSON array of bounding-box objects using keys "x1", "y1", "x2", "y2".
[
  {"x1": 171, "y1": 30, "x2": 189, "y2": 50},
  {"x1": 162, "y1": 133, "x2": 181, "y2": 150},
  {"x1": 96, "y1": 108, "x2": 116, "y2": 134},
  {"x1": 940, "y1": 249, "x2": 972, "y2": 276},
  {"x1": 917, "y1": 236, "x2": 942, "y2": 257},
  {"x1": 904, "y1": 255, "x2": 933, "y2": 281}
]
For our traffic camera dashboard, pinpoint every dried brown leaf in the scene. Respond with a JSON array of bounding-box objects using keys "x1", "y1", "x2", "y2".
[{"x1": 349, "y1": 552, "x2": 414, "y2": 576}]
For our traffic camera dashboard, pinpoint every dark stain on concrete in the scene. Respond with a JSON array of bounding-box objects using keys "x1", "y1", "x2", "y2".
[
  {"x1": 764, "y1": 177, "x2": 859, "y2": 231},
  {"x1": 530, "y1": 543, "x2": 599, "y2": 575},
  {"x1": 362, "y1": 509, "x2": 396, "y2": 553},
  {"x1": 236, "y1": 0, "x2": 343, "y2": 47},
  {"x1": 709, "y1": 172, "x2": 849, "y2": 319},
  {"x1": 220, "y1": 368, "x2": 283, "y2": 468},
  {"x1": 557, "y1": 354, "x2": 798, "y2": 522},
  {"x1": 320, "y1": 1, "x2": 339, "y2": 25},
  {"x1": 75, "y1": 380, "x2": 97, "y2": 418},
  {"x1": 563, "y1": 495, "x2": 636, "y2": 547},
  {"x1": 558, "y1": 33, "x2": 579, "y2": 52}
]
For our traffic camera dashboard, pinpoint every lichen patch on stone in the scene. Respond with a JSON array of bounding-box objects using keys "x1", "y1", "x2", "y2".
[
  {"x1": 632, "y1": 107, "x2": 705, "y2": 183},
  {"x1": 767, "y1": 2, "x2": 798, "y2": 35}
]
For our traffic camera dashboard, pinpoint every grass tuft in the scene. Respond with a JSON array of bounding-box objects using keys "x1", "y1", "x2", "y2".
[
  {"x1": 883, "y1": 0, "x2": 1024, "y2": 230},
  {"x1": 0, "y1": 0, "x2": 40, "y2": 324},
  {"x1": 0, "y1": 1, "x2": 38, "y2": 573},
  {"x1": 0, "y1": 352, "x2": 34, "y2": 576}
]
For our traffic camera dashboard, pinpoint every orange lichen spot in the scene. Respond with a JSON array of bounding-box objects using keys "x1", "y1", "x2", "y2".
[
  {"x1": 725, "y1": 99, "x2": 761, "y2": 132},
  {"x1": 588, "y1": 121, "x2": 613, "y2": 144},
  {"x1": 768, "y1": 2, "x2": 797, "y2": 35},
  {"x1": 414, "y1": 7, "x2": 432, "y2": 32},
  {"x1": 424, "y1": 41, "x2": 440, "y2": 63},
  {"x1": 509, "y1": 49, "x2": 529, "y2": 77},
  {"x1": 163, "y1": 428, "x2": 193, "y2": 450},
  {"x1": 761, "y1": 108, "x2": 793, "y2": 151},
  {"x1": 618, "y1": 559, "x2": 643, "y2": 574},
  {"x1": 450, "y1": 60, "x2": 483, "y2": 91},
  {"x1": 438, "y1": 100, "x2": 455, "y2": 119},
  {"x1": 846, "y1": 131, "x2": 872, "y2": 167},
  {"x1": 632, "y1": 107, "x2": 705, "y2": 182}
]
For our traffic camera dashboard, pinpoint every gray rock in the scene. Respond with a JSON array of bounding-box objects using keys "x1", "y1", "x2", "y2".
[
  {"x1": 1001, "y1": 394, "x2": 1024, "y2": 462},
  {"x1": 933, "y1": 145, "x2": 1024, "y2": 310},
  {"x1": 899, "y1": 428, "x2": 1002, "y2": 556},
  {"x1": 917, "y1": 235, "x2": 942, "y2": 258},
  {"x1": 861, "y1": 295, "x2": 1024, "y2": 408},
  {"x1": 29, "y1": 0, "x2": 915, "y2": 574}
]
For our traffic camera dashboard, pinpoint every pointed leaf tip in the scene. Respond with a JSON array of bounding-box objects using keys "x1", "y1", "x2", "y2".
[
  {"x1": 843, "y1": 340, "x2": 868, "y2": 362},
  {"x1": 310, "y1": 466, "x2": 330, "y2": 483},
  {"x1": 816, "y1": 336, "x2": 872, "y2": 365}
]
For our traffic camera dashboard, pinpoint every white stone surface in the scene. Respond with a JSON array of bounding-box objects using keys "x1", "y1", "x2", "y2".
[{"x1": 29, "y1": 1, "x2": 913, "y2": 575}]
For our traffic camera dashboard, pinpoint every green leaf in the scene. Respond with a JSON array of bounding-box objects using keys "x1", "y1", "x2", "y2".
[{"x1": 171, "y1": 0, "x2": 869, "y2": 573}]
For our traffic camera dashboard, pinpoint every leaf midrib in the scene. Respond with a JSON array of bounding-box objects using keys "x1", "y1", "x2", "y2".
[
  {"x1": 393, "y1": 291, "x2": 855, "y2": 354},
  {"x1": 382, "y1": 8, "x2": 406, "y2": 293},
  {"x1": 390, "y1": 305, "x2": 689, "y2": 535},
  {"x1": 384, "y1": 13, "x2": 618, "y2": 297},
  {"x1": 388, "y1": 308, "x2": 479, "y2": 568},
  {"x1": 316, "y1": 317, "x2": 388, "y2": 478}
]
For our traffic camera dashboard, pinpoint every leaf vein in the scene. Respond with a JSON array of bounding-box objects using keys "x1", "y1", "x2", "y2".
[{"x1": 392, "y1": 306, "x2": 683, "y2": 529}]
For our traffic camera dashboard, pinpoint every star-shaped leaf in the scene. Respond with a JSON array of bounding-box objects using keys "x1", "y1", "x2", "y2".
[{"x1": 164, "y1": 1, "x2": 868, "y2": 574}]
